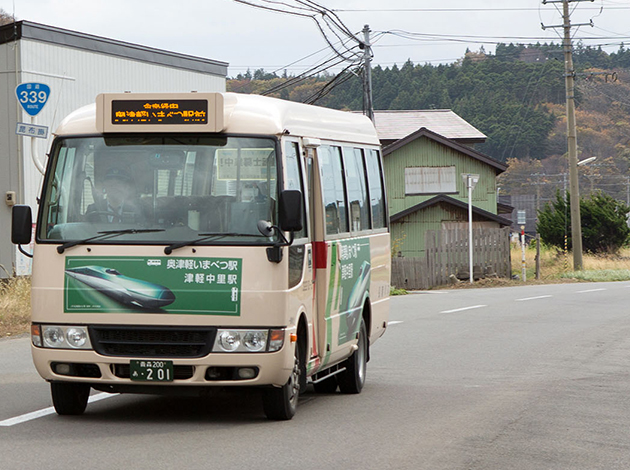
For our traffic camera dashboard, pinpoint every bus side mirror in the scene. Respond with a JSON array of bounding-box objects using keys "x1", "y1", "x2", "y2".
[
  {"x1": 279, "y1": 190, "x2": 302, "y2": 233},
  {"x1": 12, "y1": 205, "x2": 33, "y2": 245}
]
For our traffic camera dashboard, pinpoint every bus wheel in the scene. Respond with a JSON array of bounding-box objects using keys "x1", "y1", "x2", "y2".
[
  {"x1": 262, "y1": 341, "x2": 302, "y2": 420},
  {"x1": 51, "y1": 382, "x2": 90, "y2": 415},
  {"x1": 338, "y1": 319, "x2": 367, "y2": 394}
]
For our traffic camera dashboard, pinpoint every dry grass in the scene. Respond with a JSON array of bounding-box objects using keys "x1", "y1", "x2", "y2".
[
  {"x1": 512, "y1": 244, "x2": 630, "y2": 281},
  {"x1": 443, "y1": 244, "x2": 630, "y2": 290},
  {"x1": 0, "y1": 276, "x2": 31, "y2": 338}
]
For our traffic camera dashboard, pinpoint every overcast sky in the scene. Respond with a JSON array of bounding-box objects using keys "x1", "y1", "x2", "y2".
[{"x1": 9, "y1": 0, "x2": 630, "y2": 76}]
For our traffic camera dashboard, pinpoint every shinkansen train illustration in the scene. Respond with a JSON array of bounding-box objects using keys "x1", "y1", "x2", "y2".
[{"x1": 65, "y1": 266, "x2": 176, "y2": 310}]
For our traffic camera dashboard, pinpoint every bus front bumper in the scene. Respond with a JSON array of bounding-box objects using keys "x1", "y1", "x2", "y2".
[{"x1": 31, "y1": 344, "x2": 296, "y2": 390}]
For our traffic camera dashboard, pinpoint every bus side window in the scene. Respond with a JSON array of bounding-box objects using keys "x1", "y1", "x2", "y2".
[
  {"x1": 318, "y1": 145, "x2": 348, "y2": 235},
  {"x1": 284, "y1": 141, "x2": 306, "y2": 239},
  {"x1": 365, "y1": 149, "x2": 387, "y2": 229},
  {"x1": 343, "y1": 147, "x2": 370, "y2": 232}
]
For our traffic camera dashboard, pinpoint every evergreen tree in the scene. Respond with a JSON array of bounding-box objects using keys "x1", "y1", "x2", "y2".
[{"x1": 537, "y1": 191, "x2": 630, "y2": 254}]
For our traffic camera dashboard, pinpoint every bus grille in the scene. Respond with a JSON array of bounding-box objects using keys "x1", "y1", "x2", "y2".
[{"x1": 89, "y1": 326, "x2": 216, "y2": 358}]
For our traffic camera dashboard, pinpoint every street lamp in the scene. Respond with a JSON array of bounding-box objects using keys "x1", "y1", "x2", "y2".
[
  {"x1": 462, "y1": 173, "x2": 479, "y2": 284},
  {"x1": 577, "y1": 156, "x2": 597, "y2": 166},
  {"x1": 570, "y1": 155, "x2": 597, "y2": 271}
]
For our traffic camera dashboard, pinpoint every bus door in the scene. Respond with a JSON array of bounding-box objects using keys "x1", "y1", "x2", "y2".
[
  {"x1": 285, "y1": 140, "x2": 318, "y2": 370},
  {"x1": 311, "y1": 144, "x2": 352, "y2": 370}
]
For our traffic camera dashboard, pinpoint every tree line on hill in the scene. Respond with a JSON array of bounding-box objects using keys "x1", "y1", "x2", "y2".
[
  {"x1": 229, "y1": 42, "x2": 630, "y2": 253},
  {"x1": 228, "y1": 42, "x2": 630, "y2": 164},
  {"x1": 229, "y1": 42, "x2": 630, "y2": 214}
]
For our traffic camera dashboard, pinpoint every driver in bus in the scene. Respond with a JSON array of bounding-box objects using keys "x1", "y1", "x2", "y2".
[{"x1": 85, "y1": 167, "x2": 143, "y2": 223}]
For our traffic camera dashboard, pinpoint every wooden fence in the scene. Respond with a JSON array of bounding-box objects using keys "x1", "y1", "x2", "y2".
[{"x1": 391, "y1": 227, "x2": 511, "y2": 290}]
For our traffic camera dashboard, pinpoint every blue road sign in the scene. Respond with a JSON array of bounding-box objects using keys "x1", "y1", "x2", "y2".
[{"x1": 15, "y1": 82, "x2": 50, "y2": 117}]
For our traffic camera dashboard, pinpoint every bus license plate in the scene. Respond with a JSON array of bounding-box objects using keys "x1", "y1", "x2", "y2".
[{"x1": 130, "y1": 360, "x2": 174, "y2": 382}]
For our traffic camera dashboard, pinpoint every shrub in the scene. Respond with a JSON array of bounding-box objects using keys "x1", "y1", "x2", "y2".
[{"x1": 537, "y1": 190, "x2": 630, "y2": 254}]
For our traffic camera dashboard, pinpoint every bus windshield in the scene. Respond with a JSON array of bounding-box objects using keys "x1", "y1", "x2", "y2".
[{"x1": 39, "y1": 135, "x2": 279, "y2": 244}]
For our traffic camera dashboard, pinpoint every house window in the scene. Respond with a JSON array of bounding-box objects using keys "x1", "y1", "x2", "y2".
[{"x1": 405, "y1": 166, "x2": 457, "y2": 195}]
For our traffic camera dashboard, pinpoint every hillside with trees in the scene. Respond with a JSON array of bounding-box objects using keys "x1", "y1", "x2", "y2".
[{"x1": 228, "y1": 43, "x2": 630, "y2": 204}]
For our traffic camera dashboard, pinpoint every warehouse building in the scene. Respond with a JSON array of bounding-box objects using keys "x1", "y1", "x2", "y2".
[{"x1": 0, "y1": 20, "x2": 228, "y2": 276}]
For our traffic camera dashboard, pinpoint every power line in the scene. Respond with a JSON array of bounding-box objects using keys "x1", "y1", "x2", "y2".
[
  {"x1": 304, "y1": 63, "x2": 360, "y2": 104},
  {"x1": 382, "y1": 29, "x2": 630, "y2": 44},
  {"x1": 259, "y1": 54, "x2": 352, "y2": 95},
  {"x1": 233, "y1": 0, "x2": 363, "y2": 62},
  {"x1": 332, "y1": 6, "x2": 630, "y2": 12}
]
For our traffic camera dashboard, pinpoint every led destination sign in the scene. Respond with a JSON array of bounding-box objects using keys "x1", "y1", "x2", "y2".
[{"x1": 111, "y1": 99, "x2": 208, "y2": 125}]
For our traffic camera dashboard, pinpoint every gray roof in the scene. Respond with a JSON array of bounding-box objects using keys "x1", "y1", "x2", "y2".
[
  {"x1": 373, "y1": 109, "x2": 487, "y2": 143},
  {"x1": 383, "y1": 127, "x2": 506, "y2": 173},
  {"x1": 0, "y1": 21, "x2": 228, "y2": 77}
]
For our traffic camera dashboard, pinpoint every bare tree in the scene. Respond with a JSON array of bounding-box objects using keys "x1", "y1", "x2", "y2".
[{"x1": 0, "y1": 8, "x2": 15, "y2": 26}]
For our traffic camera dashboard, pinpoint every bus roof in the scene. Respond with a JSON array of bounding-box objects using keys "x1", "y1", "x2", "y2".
[{"x1": 55, "y1": 92, "x2": 381, "y2": 146}]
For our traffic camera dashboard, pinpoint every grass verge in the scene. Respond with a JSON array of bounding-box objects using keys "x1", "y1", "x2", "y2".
[
  {"x1": 0, "y1": 276, "x2": 31, "y2": 339},
  {"x1": 512, "y1": 244, "x2": 630, "y2": 283}
]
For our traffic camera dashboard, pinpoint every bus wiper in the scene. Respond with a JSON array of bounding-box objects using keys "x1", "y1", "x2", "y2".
[
  {"x1": 164, "y1": 232, "x2": 262, "y2": 255},
  {"x1": 57, "y1": 229, "x2": 165, "y2": 254}
]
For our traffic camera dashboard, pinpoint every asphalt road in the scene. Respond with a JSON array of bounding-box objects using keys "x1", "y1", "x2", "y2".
[{"x1": 2, "y1": 281, "x2": 630, "y2": 469}]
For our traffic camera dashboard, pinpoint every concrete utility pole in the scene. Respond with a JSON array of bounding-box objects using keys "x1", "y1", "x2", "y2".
[
  {"x1": 362, "y1": 24, "x2": 374, "y2": 122},
  {"x1": 542, "y1": 0, "x2": 593, "y2": 271}
]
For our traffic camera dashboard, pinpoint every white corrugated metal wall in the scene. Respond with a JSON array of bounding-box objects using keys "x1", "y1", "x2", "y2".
[
  {"x1": 1, "y1": 35, "x2": 226, "y2": 276},
  {"x1": 0, "y1": 40, "x2": 22, "y2": 277}
]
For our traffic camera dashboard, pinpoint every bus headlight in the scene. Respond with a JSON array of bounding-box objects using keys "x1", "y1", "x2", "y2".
[
  {"x1": 213, "y1": 329, "x2": 284, "y2": 353},
  {"x1": 66, "y1": 328, "x2": 88, "y2": 348},
  {"x1": 43, "y1": 326, "x2": 65, "y2": 348},
  {"x1": 37, "y1": 325, "x2": 93, "y2": 350},
  {"x1": 217, "y1": 330, "x2": 241, "y2": 352},
  {"x1": 243, "y1": 331, "x2": 267, "y2": 352}
]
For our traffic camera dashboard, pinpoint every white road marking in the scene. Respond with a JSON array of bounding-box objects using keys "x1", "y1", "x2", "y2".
[
  {"x1": 515, "y1": 295, "x2": 553, "y2": 302},
  {"x1": 440, "y1": 305, "x2": 487, "y2": 314},
  {"x1": 408, "y1": 291, "x2": 449, "y2": 295},
  {"x1": 576, "y1": 288, "x2": 607, "y2": 293},
  {"x1": 0, "y1": 392, "x2": 115, "y2": 427},
  {"x1": 388, "y1": 321, "x2": 404, "y2": 325}
]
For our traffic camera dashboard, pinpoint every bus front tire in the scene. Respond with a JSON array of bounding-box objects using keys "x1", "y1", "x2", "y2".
[
  {"x1": 262, "y1": 341, "x2": 302, "y2": 420},
  {"x1": 51, "y1": 382, "x2": 90, "y2": 416},
  {"x1": 338, "y1": 319, "x2": 368, "y2": 394}
]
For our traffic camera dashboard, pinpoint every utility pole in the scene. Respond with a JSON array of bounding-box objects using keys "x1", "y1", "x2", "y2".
[
  {"x1": 542, "y1": 0, "x2": 593, "y2": 271},
  {"x1": 362, "y1": 24, "x2": 374, "y2": 122}
]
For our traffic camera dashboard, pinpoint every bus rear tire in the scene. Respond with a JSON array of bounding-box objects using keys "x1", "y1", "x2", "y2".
[
  {"x1": 262, "y1": 341, "x2": 302, "y2": 420},
  {"x1": 338, "y1": 319, "x2": 367, "y2": 394},
  {"x1": 51, "y1": 382, "x2": 90, "y2": 415}
]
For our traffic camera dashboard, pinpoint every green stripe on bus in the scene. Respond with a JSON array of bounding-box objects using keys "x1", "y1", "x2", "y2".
[{"x1": 322, "y1": 242, "x2": 337, "y2": 367}]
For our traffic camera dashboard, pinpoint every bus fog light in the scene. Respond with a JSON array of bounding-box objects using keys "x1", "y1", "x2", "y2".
[
  {"x1": 243, "y1": 331, "x2": 267, "y2": 352},
  {"x1": 66, "y1": 328, "x2": 88, "y2": 348},
  {"x1": 268, "y1": 329, "x2": 285, "y2": 352},
  {"x1": 218, "y1": 330, "x2": 241, "y2": 352},
  {"x1": 237, "y1": 368, "x2": 257, "y2": 379},
  {"x1": 55, "y1": 363, "x2": 72, "y2": 375},
  {"x1": 42, "y1": 326, "x2": 65, "y2": 348}
]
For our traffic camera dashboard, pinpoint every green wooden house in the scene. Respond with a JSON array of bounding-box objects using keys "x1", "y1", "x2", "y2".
[{"x1": 373, "y1": 111, "x2": 512, "y2": 258}]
